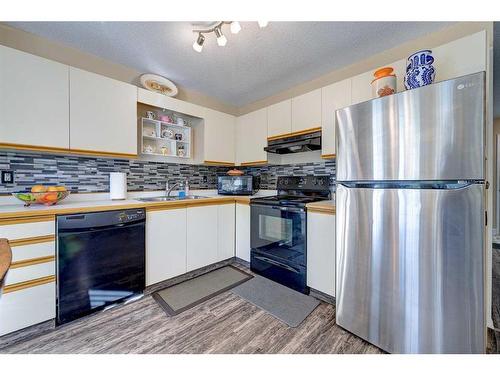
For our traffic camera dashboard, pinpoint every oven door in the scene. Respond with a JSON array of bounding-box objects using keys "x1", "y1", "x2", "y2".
[{"x1": 250, "y1": 204, "x2": 306, "y2": 266}]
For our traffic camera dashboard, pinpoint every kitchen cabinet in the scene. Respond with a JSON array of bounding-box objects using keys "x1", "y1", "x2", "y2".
[
  {"x1": 203, "y1": 109, "x2": 236, "y2": 165},
  {"x1": 146, "y1": 208, "x2": 187, "y2": 286},
  {"x1": 267, "y1": 99, "x2": 292, "y2": 138},
  {"x1": 0, "y1": 216, "x2": 56, "y2": 337},
  {"x1": 321, "y1": 79, "x2": 351, "y2": 158},
  {"x1": 137, "y1": 87, "x2": 206, "y2": 118},
  {"x1": 291, "y1": 89, "x2": 322, "y2": 133},
  {"x1": 187, "y1": 205, "x2": 218, "y2": 271},
  {"x1": 235, "y1": 108, "x2": 268, "y2": 166},
  {"x1": 69, "y1": 67, "x2": 137, "y2": 157},
  {"x1": 217, "y1": 203, "x2": 236, "y2": 262},
  {"x1": 0, "y1": 45, "x2": 70, "y2": 150},
  {"x1": 307, "y1": 211, "x2": 335, "y2": 297},
  {"x1": 235, "y1": 203, "x2": 251, "y2": 262}
]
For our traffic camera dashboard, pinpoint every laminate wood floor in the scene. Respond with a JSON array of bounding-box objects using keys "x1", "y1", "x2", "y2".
[{"x1": 0, "y1": 285, "x2": 382, "y2": 354}]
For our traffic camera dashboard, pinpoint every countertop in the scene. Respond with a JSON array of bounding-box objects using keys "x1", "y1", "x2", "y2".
[
  {"x1": 0, "y1": 190, "x2": 276, "y2": 220},
  {"x1": 306, "y1": 200, "x2": 336, "y2": 214},
  {"x1": 0, "y1": 239, "x2": 12, "y2": 284}
]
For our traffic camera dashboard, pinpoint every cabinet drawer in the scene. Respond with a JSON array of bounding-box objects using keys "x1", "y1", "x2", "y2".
[
  {"x1": 11, "y1": 241, "x2": 55, "y2": 263},
  {"x1": 0, "y1": 217, "x2": 55, "y2": 241},
  {"x1": 4, "y1": 261, "x2": 55, "y2": 286},
  {"x1": 0, "y1": 281, "x2": 56, "y2": 336}
]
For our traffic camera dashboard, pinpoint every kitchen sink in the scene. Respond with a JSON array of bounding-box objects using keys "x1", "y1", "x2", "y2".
[{"x1": 138, "y1": 195, "x2": 207, "y2": 202}]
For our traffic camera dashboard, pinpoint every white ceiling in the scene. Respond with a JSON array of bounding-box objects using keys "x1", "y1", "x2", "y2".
[{"x1": 8, "y1": 22, "x2": 452, "y2": 108}]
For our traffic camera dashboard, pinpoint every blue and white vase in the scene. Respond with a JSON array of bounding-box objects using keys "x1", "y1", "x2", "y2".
[{"x1": 404, "y1": 49, "x2": 436, "y2": 89}]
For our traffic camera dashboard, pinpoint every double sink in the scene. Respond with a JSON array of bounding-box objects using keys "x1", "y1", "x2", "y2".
[{"x1": 138, "y1": 195, "x2": 207, "y2": 202}]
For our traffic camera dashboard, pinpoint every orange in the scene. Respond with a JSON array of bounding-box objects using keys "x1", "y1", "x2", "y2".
[{"x1": 31, "y1": 185, "x2": 47, "y2": 193}]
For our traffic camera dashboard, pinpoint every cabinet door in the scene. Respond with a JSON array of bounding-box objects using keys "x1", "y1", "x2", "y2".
[
  {"x1": 307, "y1": 212, "x2": 336, "y2": 296},
  {"x1": 187, "y1": 205, "x2": 218, "y2": 271},
  {"x1": 235, "y1": 203, "x2": 251, "y2": 262},
  {"x1": 267, "y1": 99, "x2": 291, "y2": 138},
  {"x1": 321, "y1": 79, "x2": 351, "y2": 157},
  {"x1": 217, "y1": 203, "x2": 235, "y2": 261},
  {"x1": 69, "y1": 67, "x2": 137, "y2": 156},
  {"x1": 291, "y1": 89, "x2": 321, "y2": 133},
  {"x1": 0, "y1": 45, "x2": 69, "y2": 149},
  {"x1": 0, "y1": 282, "x2": 56, "y2": 336},
  {"x1": 236, "y1": 108, "x2": 267, "y2": 165},
  {"x1": 146, "y1": 208, "x2": 187, "y2": 286},
  {"x1": 204, "y1": 109, "x2": 236, "y2": 164}
]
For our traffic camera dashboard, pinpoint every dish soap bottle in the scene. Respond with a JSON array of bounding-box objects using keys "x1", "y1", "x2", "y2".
[{"x1": 184, "y1": 178, "x2": 190, "y2": 197}]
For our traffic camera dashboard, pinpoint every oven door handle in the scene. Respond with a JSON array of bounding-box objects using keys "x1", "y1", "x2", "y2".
[
  {"x1": 254, "y1": 255, "x2": 300, "y2": 274},
  {"x1": 270, "y1": 206, "x2": 305, "y2": 213}
]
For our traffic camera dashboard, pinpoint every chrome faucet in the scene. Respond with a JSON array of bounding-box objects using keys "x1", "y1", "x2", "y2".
[{"x1": 165, "y1": 181, "x2": 182, "y2": 197}]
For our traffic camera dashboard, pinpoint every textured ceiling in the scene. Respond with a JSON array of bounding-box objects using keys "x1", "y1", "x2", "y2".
[{"x1": 8, "y1": 22, "x2": 452, "y2": 107}]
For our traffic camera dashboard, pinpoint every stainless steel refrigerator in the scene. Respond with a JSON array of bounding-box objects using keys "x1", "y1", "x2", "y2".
[{"x1": 335, "y1": 72, "x2": 486, "y2": 354}]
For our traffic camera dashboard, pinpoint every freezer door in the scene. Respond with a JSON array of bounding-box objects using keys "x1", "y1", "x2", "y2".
[
  {"x1": 336, "y1": 184, "x2": 485, "y2": 353},
  {"x1": 336, "y1": 72, "x2": 485, "y2": 181}
]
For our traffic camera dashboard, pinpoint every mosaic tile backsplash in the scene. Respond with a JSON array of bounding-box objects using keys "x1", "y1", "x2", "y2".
[{"x1": 0, "y1": 151, "x2": 336, "y2": 193}]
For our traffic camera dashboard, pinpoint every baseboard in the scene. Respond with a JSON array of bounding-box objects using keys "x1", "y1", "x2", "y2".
[
  {"x1": 309, "y1": 288, "x2": 335, "y2": 305},
  {"x1": 0, "y1": 319, "x2": 55, "y2": 350}
]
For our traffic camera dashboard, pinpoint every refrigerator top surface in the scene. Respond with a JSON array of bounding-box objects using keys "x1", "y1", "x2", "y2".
[{"x1": 335, "y1": 72, "x2": 485, "y2": 182}]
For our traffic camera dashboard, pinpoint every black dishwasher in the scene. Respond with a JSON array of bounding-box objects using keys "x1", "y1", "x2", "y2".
[{"x1": 56, "y1": 209, "x2": 146, "y2": 325}]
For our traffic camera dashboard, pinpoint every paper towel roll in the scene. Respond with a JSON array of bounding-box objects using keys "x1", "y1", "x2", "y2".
[{"x1": 110, "y1": 172, "x2": 127, "y2": 200}]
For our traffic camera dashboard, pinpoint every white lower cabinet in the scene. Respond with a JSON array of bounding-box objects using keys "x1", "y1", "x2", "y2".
[
  {"x1": 187, "y1": 205, "x2": 219, "y2": 272},
  {"x1": 235, "y1": 203, "x2": 251, "y2": 262},
  {"x1": 0, "y1": 282, "x2": 56, "y2": 336},
  {"x1": 146, "y1": 208, "x2": 187, "y2": 286},
  {"x1": 307, "y1": 212, "x2": 336, "y2": 297},
  {"x1": 217, "y1": 203, "x2": 236, "y2": 262}
]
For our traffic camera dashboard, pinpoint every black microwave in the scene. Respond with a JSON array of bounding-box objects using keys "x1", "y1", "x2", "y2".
[{"x1": 217, "y1": 175, "x2": 258, "y2": 196}]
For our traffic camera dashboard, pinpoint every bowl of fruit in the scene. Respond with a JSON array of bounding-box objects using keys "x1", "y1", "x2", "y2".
[{"x1": 13, "y1": 185, "x2": 70, "y2": 207}]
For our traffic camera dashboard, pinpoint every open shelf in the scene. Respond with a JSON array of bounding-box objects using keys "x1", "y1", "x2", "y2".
[{"x1": 141, "y1": 116, "x2": 191, "y2": 159}]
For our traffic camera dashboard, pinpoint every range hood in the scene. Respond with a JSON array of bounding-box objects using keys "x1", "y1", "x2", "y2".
[{"x1": 264, "y1": 131, "x2": 322, "y2": 154}]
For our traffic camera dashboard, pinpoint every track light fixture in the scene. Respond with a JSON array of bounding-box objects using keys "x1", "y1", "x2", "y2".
[
  {"x1": 214, "y1": 26, "x2": 227, "y2": 47},
  {"x1": 191, "y1": 22, "x2": 268, "y2": 52},
  {"x1": 192, "y1": 33, "x2": 205, "y2": 53}
]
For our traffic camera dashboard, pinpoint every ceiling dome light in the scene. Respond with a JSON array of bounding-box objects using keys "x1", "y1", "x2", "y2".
[
  {"x1": 258, "y1": 21, "x2": 269, "y2": 28},
  {"x1": 214, "y1": 26, "x2": 227, "y2": 47},
  {"x1": 192, "y1": 33, "x2": 205, "y2": 53},
  {"x1": 230, "y1": 21, "x2": 241, "y2": 34}
]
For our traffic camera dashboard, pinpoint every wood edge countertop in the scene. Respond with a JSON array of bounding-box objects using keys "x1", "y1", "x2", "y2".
[
  {"x1": 306, "y1": 200, "x2": 336, "y2": 215},
  {"x1": 0, "y1": 195, "x2": 256, "y2": 220},
  {"x1": 0, "y1": 239, "x2": 12, "y2": 284}
]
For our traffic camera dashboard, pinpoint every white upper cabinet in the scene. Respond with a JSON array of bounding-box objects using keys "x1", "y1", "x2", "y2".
[
  {"x1": 321, "y1": 79, "x2": 352, "y2": 157},
  {"x1": 0, "y1": 45, "x2": 70, "y2": 149},
  {"x1": 203, "y1": 109, "x2": 236, "y2": 165},
  {"x1": 137, "y1": 87, "x2": 205, "y2": 118},
  {"x1": 291, "y1": 88, "x2": 322, "y2": 133},
  {"x1": 432, "y1": 31, "x2": 487, "y2": 81},
  {"x1": 235, "y1": 108, "x2": 268, "y2": 165},
  {"x1": 267, "y1": 99, "x2": 292, "y2": 138},
  {"x1": 69, "y1": 67, "x2": 137, "y2": 156}
]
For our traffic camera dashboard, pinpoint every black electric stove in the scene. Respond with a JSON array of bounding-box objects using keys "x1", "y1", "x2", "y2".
[{"x1": 249, "y1": 176, "x2": 331, "y2": 294}]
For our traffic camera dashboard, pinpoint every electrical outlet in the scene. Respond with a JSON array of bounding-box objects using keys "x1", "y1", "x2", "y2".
[{"x1": 1, "y1": 170, "x2": 14, "y2": 184}]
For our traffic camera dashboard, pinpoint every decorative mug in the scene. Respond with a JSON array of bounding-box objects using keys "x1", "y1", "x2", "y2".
[
  {"x1": 371, "y1": 67, "x2": 396, "y2": 98},
  {"x1": 161, "y1": 129, "x2": 174, "y2": 139},
  {"x1": 404, "y1": 49, "x2": 435, "y2": 89},
  {"x1": 177, "y1": 146, "x2": 185, "y2": 157},
  {"x1": 145, "y1": 111, "x2": 156, "y2": 120},
  {"x1": 159, "y1": 115, "x2": 172, "y2": 123},
  {"x1": 176, "y1": 117, "x2": 185, "y2": 126},
  {"x1": 143, "y1": 145, "x2": 154, "y2": 154},
  {"x1": 175, "y1": 133, "x2": 183, "y2": 141}
]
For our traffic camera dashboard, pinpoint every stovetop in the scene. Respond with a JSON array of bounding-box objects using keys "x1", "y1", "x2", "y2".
[{"x1": 251, "y1": 176, "x2": 331, "y2": 208}]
